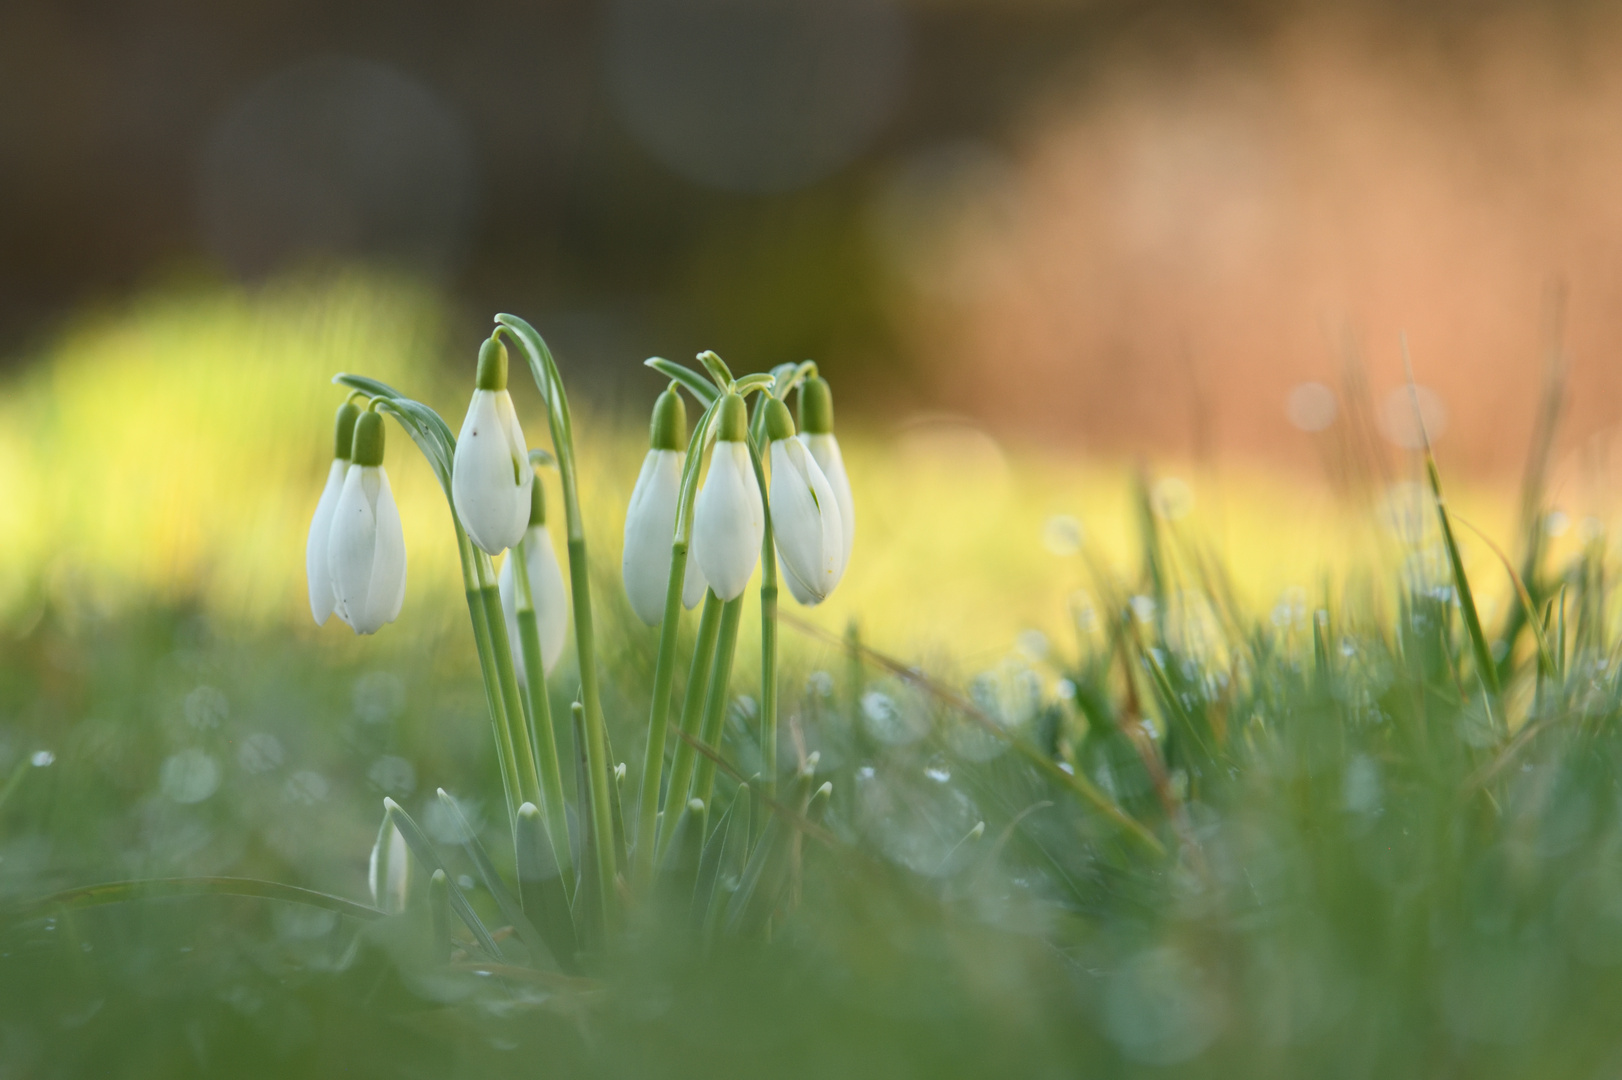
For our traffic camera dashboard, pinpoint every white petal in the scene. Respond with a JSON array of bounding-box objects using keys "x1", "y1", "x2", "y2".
[
  {"x1": 682, "y1": 548, "x2": 708, "y2": 609},
  {"x1": 306, "y1": 459, "x2": 345, "y2": 625},
  {"x1": 453, "y1": 389, "x2": 530, "y2": 555},
  {"x1": 528, "y1": 525, "x2": 570, "y2": 674},
  {"x1": 621, "y1": 449, "x2": 683, "y2": 625},
  {"x1": 692, "y1": 441, "x2": 763, "y2": 601},
  {"x1": 802, "y1": 433, "x2": 854, "y2": 584},
  {"x1": 329, "y1": 465, "x2": 378, "y2": 632},
  {"x1": 501, "y1": 525, "x2": 572, "y2": 678},
  {"x1": 769, "y1": 440, "x2": 842, "y2": 605},
  {"x1": 360, "y1": 467, "x2": 406, "y2": 633}
]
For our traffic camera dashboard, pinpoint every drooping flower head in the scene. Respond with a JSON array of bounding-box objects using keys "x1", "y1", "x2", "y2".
[
  {"x1": 308, "y1": 396, "x2": 361, "y2": 626},
  {"x1": 500, "y1": 469, "x2": 571, "y2": 677},
  {"x1": 453, "y1": 333, "x2": 533, "y2": 555},
  {"x1": 797, "y1": 375, "x2": 854, "y2": 586},
  {"x1": 764, "y1": 397, "x2": 843, "y2": 606},
  {"x1": 329, "y1": 408, "x2": 408, "y2": 635},
  {"x1": 692, "y1": 392, "x2": 763, "y2": 602},
  {"x1": 622, "y1": 387, "x2": 708, "y2": 624}
]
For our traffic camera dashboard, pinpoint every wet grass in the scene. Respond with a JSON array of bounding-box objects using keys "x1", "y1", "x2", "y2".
[{"x1": 3, "y1": 277, "x2": 1620, "y2": 1077}]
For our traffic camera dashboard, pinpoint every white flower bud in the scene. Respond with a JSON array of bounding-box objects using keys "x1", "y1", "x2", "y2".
[
  {"x1": 692, "y1": 396, "x2": 763, "y2": 601},
  {"x1": 623, "y1": 448, "x2": 708, "y2": 624},
  {"x1": 452, "y1": 337, "x2": 532, "y2": 555},
  {"x1": 327, "y1": 413, "x2": 407, "y2": 635},
  {"x1": 499, "y1": 524, "x2": 570, "y2": 677},
  {"x1": 770, "y1": 437, "x2": 843, "y2": 606},
  {"x1": 799, "y1": 432, "x2": 854, "y2": 585}
]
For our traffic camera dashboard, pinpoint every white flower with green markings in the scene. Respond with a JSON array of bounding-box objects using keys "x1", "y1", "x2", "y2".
[
  {"x1": 764, "y1": 397, "x2": 843, "y2": 606},
  {"x1": 453, "y1": 334, "x2": 533, "y2": 555},
  {"x1": 499, "y1": 475, "x2": 570, "y2": 676},
  {"x1": 798, "y1": 375, "x2": 854, "y2": 587},
  {"x1": 623, "y1": 387, "x2": 707, "y2": 624},
  {"x1": 692, "y1": 392, "x2": 763, "y2": 601},
  {"x1": 307, "y1": 397, "x2": 360, "y2": 626},
  {"x1": 328, "y1": 408, "x2": 407, "y2": 635}
]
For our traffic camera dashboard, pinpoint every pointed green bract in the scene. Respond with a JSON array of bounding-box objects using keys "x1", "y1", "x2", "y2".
[
  {"x1": 650, "y1": 387, "x2": 687, "y2": 451},
  {"x1": 798, "y1": 375, "x2": 834, "y2": 434}
]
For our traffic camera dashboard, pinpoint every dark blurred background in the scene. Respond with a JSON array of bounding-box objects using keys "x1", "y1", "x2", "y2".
[{"x1": 7, "y1": 0, "x2": 1622, "y2": 469}]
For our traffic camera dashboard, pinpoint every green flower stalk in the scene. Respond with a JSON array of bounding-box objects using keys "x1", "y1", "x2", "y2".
[{"x1": 496, "y1": 314, "x2": 618, "y2": 930}]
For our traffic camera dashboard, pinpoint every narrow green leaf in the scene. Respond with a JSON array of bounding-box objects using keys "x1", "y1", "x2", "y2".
[
  {"x1": 646, "y1": 358, "x2": 720, "y2": 405},
  {"x1": 697, "y1": 350, "x2": 734, "y2": 390},
  {"x1": 3, "y1": 877, "x2": 384, "y2": 926},
  {"x1": 428, "y1": 869, "x2": 452, "y2": 962},
  {"x1": 382, "y1": 799, "x2": 502, "y2": 958},
  {"x1": 692, "y1": 786, "x2": 742, "y2": 924},
  {"x1": 434, "y1": 790, "x2": 551, "y2": 964},
  {"x1": 515, "y1": 803, "x2": 580, "y2": 972}
]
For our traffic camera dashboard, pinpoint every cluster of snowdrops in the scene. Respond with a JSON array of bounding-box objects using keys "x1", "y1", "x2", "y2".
[{"x1": 293, "y1": 314, "x2": 854, "y2": 955}]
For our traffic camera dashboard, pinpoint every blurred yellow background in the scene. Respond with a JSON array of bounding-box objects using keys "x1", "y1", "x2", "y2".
[{"x1": 2, "y1": 274, "x2": 1579, "y2": 671}]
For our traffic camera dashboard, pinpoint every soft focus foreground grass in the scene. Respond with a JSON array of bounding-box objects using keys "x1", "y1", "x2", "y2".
[{"x1": 11, "y1": 278, "x2": 1622, "y2": 1080}]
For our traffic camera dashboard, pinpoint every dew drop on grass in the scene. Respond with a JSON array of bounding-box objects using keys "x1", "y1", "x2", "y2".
[
  {"x1": 238, "y1": 732, "x2": 284, "y2": 773},
  {"x1": 160, "y1": 749, "x2": 220, "y2": 804},
  {"x1": 29, "y1": 750, "x2": 54, "y2": 768},
  {"x1": 1042, "y1": 515, "x2": 1083, "y2": 555},
  {"x1": 352, "y1": 671, "x2": 406, "y2": 724},
  {"x1": 283, "y1": 770, "x2": 329, "y2": 805},
  {"x1": 367, "y1": 755, "x2": 416, "y2": 796},
  {"x1": 1285, "y1": 382, "x2": 1337, "y2": 432},
  {"x1": 1151, "y1": 478, "x2": 1193, "y2": 521},
  {"x1": 924, "y1": 760, "x2": 951, "y2": 783},
  {"x1": 183, "y1": 685, "x2": 228, "y2": 730}
]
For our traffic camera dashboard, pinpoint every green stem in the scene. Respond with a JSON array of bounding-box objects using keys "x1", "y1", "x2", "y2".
[
  {"x1": 498, "y1": 314, "x2": 618, "y2": 929},
  {"x1": 633, "y1": 399, "x2": 722, "y2": 890},
  {"x1": 658, "y1": 590, "x2": 724, "y2": 854},
  {"x1": 743, "y1": 415, "x2": 779, "y2": 808},
  {"x1": 760, "y1": 564, "x2": 779, "y2": 807},
  {"x1": 460, "y1": 529, "x2": 521, "y2": 822},
  {"x1": 633, "y1": 538, "x2": 694, "y2": 887},
  {"x1": 691, "y1": 596, "x2": 745, "y2": 809},
  {"x1": 512, "y1": 537, "x2": 576, "y2": 896},
  {"x1": 477, "y1": 556, "x2": 543, "y2": 812}
]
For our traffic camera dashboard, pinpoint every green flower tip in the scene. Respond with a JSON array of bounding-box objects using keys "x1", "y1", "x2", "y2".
[
  {"x1": 351, "y1": 409, "x2": 386, "y2": 467},
  {"x1": 528, "y1": 470, "x2": 546, "y2": 526},
  {"x1": 650, "y1": 387, "x2": 687, "y2": 451},
  {"x1": 717, "y1": 392, "x2": 748, "y2": 442},
  {"x1": 334, "y1": 400, "x2": 362, "y2": 460},
  {"x1": 475, "y1": 334, "x2": 508, "y2": 391},
  {"x1": 799, "y1": 376, "x2": 834, "y2": 435},
  {"x1": 764, "y1": 397, "x2": 796, "y2": 442}
]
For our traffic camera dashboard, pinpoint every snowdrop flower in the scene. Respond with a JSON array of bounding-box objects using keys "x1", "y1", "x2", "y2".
[
  {"x1": 307, "y1": 397, "x2": 360, "y2": 626},
  {"x1": 798, "y1": 376, "x2": 854, "y2": 585},
  {"x1": 622, "y1": 388, "x2": 707, "y2": 624},
  {"x1": 452, "y1": 334, "x2": 533, "y2": 555},
  {"x1": 764, "y1": 398, "x2": 843, "y2": 606},
  {"x1": 692, "y1": 393, "x2": 763, "y2": 601},
  {"x1": 328, "y1": 409, "x2": 407, "y2": 635},
  {"x1": 499, "y1": 474, "x2": 570, "y2": 676}
]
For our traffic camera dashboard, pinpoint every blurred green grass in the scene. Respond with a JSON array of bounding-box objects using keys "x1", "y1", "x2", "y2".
[{"x1": 5, "y1": 276, "x2": 1621, "y2": 1078}]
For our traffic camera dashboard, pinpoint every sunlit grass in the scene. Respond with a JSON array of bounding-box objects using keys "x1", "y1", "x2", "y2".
[{"x1": 0, "y1": 273, "x2": 1563, "y2": 672}]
